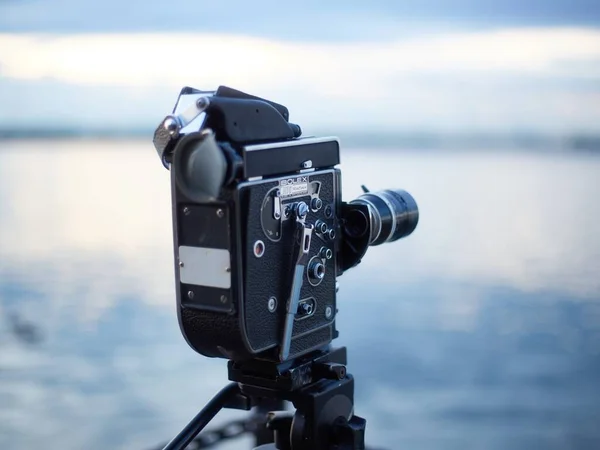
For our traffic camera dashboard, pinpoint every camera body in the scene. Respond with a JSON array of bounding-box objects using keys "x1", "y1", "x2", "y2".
[
  {"x1": 154, "y1": 86, "x2": 418, "y2": 363},
  {"x1": 173, "y1": 140, "x2": 342, "y2": 362}
]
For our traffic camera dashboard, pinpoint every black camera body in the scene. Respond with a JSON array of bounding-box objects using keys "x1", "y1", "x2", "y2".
[
  {"x1": 154, "y1": 86, "x2": 418, "y2": 364},
  {"x1": 173, "y1": 142, "x2": 342, "y2": 362}
]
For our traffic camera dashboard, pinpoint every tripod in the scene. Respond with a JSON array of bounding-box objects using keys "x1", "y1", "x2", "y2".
[{"x1": 162, "y1": 347, "x2": 366, "y2": 450}]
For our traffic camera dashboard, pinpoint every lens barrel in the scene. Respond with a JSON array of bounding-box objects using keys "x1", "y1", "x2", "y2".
[{"x1": 350, "y1": 189, "x2": 419, "y2": 246}]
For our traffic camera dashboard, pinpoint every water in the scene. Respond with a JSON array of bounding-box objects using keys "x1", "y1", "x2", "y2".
[{"x1": 0, "y1": 140, "x2": 599, "y2": 450}]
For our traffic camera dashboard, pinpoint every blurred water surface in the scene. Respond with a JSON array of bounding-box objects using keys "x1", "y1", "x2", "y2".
[{"x1": 0, "y1": 140, "x2": 599, "y2": 450}]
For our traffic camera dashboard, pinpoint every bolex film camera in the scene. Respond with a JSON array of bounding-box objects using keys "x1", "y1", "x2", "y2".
[{"x1": 153, "y1": 86, "x2": 418, "y2": 450}]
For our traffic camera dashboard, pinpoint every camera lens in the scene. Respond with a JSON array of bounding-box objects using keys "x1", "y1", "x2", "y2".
[{"x1": 350, "y1": 190, "x2": 418, "y2": 246}]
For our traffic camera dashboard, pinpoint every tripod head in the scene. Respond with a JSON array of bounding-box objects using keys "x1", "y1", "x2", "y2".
[
  {"x1": 232, "y1": 347, "x2": 363, "y2": 450},
  {"x1": 161, "y1": 347, "x2": 364, "y2": 450}
]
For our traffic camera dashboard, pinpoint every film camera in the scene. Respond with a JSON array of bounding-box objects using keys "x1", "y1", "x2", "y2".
[
  {"x1": 153, "y1": 86, "x2": 418, "y2": 365},
  {"x1": 153, "y1": 86, "x2": 419, "y2": 450}
]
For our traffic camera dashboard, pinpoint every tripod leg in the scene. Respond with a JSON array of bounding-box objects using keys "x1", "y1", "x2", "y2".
[{"x1": 162, "y1": 382, "x2": 241, "y2": 450}]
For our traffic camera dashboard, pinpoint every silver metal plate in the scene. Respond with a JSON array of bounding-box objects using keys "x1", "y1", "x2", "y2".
[
  {"x1": 243, "y1": 136, "x2": 339, "y2": 152},
  {"x1": 173, "y1": 91, "x2": 214, "y2": 134},
  {"x1": 279, "y1": 175, "x2": 309, "y2": 198},
  {"x1": 178, "y1": 246, "x2": 231, "y2": 289}
]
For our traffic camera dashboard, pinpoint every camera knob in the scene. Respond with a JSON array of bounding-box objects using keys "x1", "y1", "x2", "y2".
[
  {"x1": 320, "y1": 247, "x2": 333, "y2": 260},
  {"x1": 266, "y1": 411, "x2": 294, "y2": 450},
  {"x1": 308, "y1": 260, "x2": 326, "y2": 283},
  {"x1": 315, "y1": 220, "x2": 328, "y2": 234},
  {"x1": 296, "y1": 202, "x2": 309, "y2": 219},
  {"x1": 310, "y1": 197, "x2": 323, "y2": 211}
]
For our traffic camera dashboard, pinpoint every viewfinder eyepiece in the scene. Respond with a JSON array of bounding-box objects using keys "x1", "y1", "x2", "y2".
[{"x1": 172, "y1": 130, "x2": 227, "y2": 203}]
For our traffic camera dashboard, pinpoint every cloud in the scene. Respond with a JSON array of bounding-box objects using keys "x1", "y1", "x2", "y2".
[
  {"x1": 1, "y1": 29, "x2": 599, "y2": 87},
  {"x1": 0, "y1": 28, "x2": 599, "y2": 132}
]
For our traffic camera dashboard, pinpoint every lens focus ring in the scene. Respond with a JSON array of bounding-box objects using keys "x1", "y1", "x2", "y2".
[
  {"x1": 383, "y1": 189, "x2": 419, "y2": 242},
  {"x1": 351, "y1": 189, "x2": 419, "y2": 246}
]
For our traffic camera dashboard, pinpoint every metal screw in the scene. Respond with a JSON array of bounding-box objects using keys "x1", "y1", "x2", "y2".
[
  {"x1": 324, "y1": 205, "x2": 333, "y2": 218},
  {"x1": 226, "y1": 267, "x2": 231, "y2": 273},
  {"x1": 178, "y1": 260, "x2": 184, "y2": 268},
  {"x1": 220, "y1": 295, "x2": 227, "y2": 304},
  {"x1": 196, "y1": 97, "x2": 210, "y2": 109},
  {"x1": 163, "y1": 116, "x2": 180, "y2": 135},
  {"x1": 183, "y1": 207, "x2": 190, "y2": 215},
  {"x1": 216, "y1": 209, "x2": 224, "y2": 218},
  {"x1": 187, "y1": 290, "x2": 195, "y2": 299},
  {"x1": 299, "y1": 303, "x2": 313, "y2": 315},
  {"x1": 268, "y1": 297, "x2": 277, "y2": 312},
  {"x1": 297, "y1": 202, "x2": 309, "y2": 219},
  {"x1": 301, "y1": 160, "x2": 313, "y2": 169},
  {"x1": 325, "y1": 306, "x2": 333, "y2": 319}
]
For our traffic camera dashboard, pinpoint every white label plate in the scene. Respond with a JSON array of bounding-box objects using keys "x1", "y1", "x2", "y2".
[{"x1": 178, "y1": 246, "x2": 231, "y2": 289}]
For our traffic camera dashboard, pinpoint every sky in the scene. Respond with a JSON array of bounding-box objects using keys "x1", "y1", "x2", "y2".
[{"x1": 0, "y1": 0, "x2": 599, "y2": 135}]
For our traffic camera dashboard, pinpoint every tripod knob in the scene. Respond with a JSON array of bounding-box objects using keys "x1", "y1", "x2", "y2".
[
  {"x1": 333, "y1": 415, "x2": 367, "y2": 450},
  {"x1": 266, "y1": 411, "x2": 294, "y2": 450}
]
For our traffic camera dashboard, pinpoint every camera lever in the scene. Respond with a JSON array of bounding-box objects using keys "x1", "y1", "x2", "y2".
[{"x1": 279, "y1": 202, "x2": 313, "y2": 361}]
